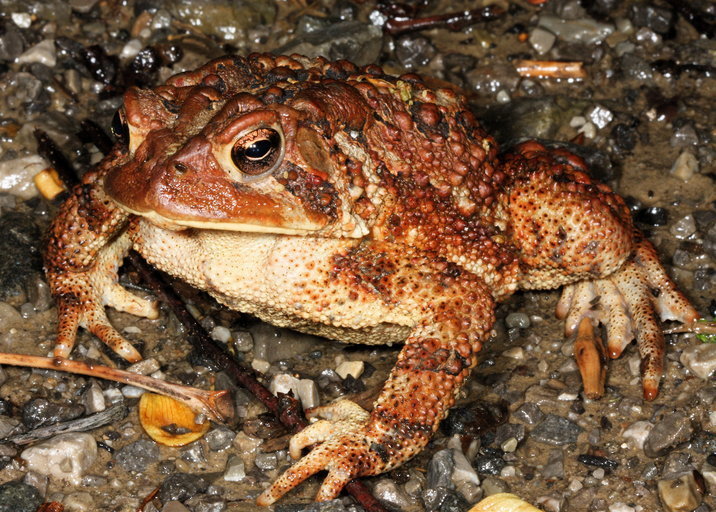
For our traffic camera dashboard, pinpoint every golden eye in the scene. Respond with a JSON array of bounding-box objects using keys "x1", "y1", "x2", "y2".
[
  {"x1": 231, "y1": 128, "x2": 282, "y2": 176},
  {"x1": 111, "y1": 109, "x2": 129, "y2": 145}
]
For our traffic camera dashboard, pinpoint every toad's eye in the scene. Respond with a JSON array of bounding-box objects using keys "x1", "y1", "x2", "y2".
[
  {"x1": 111, "y1": 109, "x2": 129, "y2": 146},
  {"x1": 231, "y1": 128, "x2": 282, "y2": 176}
]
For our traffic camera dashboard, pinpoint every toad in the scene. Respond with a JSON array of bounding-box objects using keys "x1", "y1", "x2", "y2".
[{"x1": 44, "y1": 54, "x2": 700, "y2": 504}]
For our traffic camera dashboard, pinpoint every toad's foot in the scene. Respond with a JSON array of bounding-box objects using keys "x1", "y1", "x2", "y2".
[
  {"x1": 557, "y1": 236, "x2": 700, "y2": 400},
  {"x1": 47, "y1": 231, "x2": 158, "y2": 362},
  {"x1": 257, "y1": 400, "x2": 384, "y2": 505}
]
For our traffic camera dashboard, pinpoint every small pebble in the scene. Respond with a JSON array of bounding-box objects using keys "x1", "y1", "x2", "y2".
[
  {"x1": 528, "y1": 27, "x2": 556, "y2": 54},
  {"x1": 17, "y1": 39, "x2": 57, "y2": 67},
  {"x1": 127, "y1": 358, "x2": 160, "y2": 375},
  {"x1": 657, "y1": 472, "x2": 703, "y2": 512},
  {"x1": 223, "y1": 456, "x2": 246, "y2": 482},
  {"x1": 0, "y1": 481, "x2": 42, "y2": 512},
  {"x1": 530, "y1": 415, "x2": 582, "y2": 446},
  {"x1": 210, "y1": 325, "x2": 231, "y2": 343},
  {"x1": 21, "y1": 433, "x2": 97, "y2": 485},
  {"x1": 670, "y1": 150, "x2": 699, "y2": 181},
  {"x1": 158, "y1": 473, "x2": 208, "y2": 503},
  {"x1": 335, "y1": 360, "x2": 364, "y2": 379},
  {"x1": 116, "y1": 439, "x2": 160, "y2": 472},
  {"x1": 644, "y1": 412, "x2": 694, "y2": 458},
  {"x1": 680, "y1": 343, "x2": 716, "y2": 379},
  {"x1": 609, "y1": 504, "x2": 636, "y2": 512},
  {"x1": 254, "y1": 452, "x2": 277, "y2": 471},
  {"x1": 622, "y1": 420, "x2": 654, "y2": 450}
]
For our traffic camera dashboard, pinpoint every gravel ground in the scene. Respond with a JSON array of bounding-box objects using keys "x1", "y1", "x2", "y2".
[{"x1": 0, "y1": 1, "x2": 714, "y2": 511}]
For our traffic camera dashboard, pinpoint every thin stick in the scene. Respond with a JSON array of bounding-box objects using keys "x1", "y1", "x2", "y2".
[
  {"x1": 0, "y1": 353, "x2": 232, "y2": 423},
  {"x1": 514, "y1": 60, "x2": 587, "y2": 80}
]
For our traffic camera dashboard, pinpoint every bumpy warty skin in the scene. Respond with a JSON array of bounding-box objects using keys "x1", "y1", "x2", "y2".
[{"x1": 44, "y1": 53, "x2": 700, "y2": 504}]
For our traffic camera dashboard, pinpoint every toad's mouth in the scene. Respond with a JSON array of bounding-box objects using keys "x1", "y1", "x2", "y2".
[{"x1": 115, "y1": 200, "x2": 324, "y2": 236}]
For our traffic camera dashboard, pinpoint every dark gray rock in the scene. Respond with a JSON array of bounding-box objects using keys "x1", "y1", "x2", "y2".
[
  {"x1": 530, "y1": 414, "x2": 582, "y2": 446},
  {"x1": 205, "y1": 427, "x2": 235, "y2": 451},
  {"x1": 159, "y1": 473, "x2": 209, "y2": 503},
  {"x1": 427, "y1": 449, "x2": 454, "y2": 489},
  {"x1": 0, "y1": 481, "x2": 42, "y2": 512},
  {"x1": 513, "y1": 403, "x2": 544, "y2": 425},
  {"x1": 0, "y1": 212, "x2": 42, "y2": 302},
  {"x1": 395, "y1": 35, "x2": 436, "y2": 69},
  {"x1": 541, "y1": 448, "x2": 565, "y2": 479},
  {"x1": 273, "y1": 21, "x2": 382, "y2": 66},
  {"x1": 0, "y1": 24, "x2": 26, "y2": 61},
  {"x1": 644, "y1": 412, "x2": 694, "y2": 458},
  {"x1": 116, "y1": 439, "x2": 160, "y2": 472},
  {"x1": 474, "y1": 448, "x2": 506, "y2": 475},
  {"x1": 21, "y1": 398, "x2": 84, "y2": 429},
  {"x1": 630, "y1": 4, "x2": 675, "y2": 36}
]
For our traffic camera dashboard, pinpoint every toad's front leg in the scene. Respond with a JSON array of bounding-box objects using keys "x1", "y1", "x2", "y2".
[
  {"x1": 503, "y1": 141, "x2": 700, "y2": 400},
  {"x1": 256, "y1": 243, "x2": 495, "y2": 504},
  {"x1": 45, "y1": 171, "x2": 158, "y2": 362}
]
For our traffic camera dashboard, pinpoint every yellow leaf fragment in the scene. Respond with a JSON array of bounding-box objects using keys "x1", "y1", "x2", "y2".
[{"x1": 139, "y1": 392, "x2": 210, "y2": 446}]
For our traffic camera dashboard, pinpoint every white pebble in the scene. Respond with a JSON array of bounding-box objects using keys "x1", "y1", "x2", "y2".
[
  {"x1": 680, "y1": 343, "x2": 716, "y2": 379},
  {"x1": 621, "y1": 420, "x2": 654, "y2": 450},
  {"x1": 451, "y1": 448, "x2": 480, "y2": 486},
  {"x1": 17, "y1": 39, "x2": 56, "y2": 67},
  {"x1": 11, "y1": 13, "x2": 32, "y2": 28},
  {"x1": 502, "y1": 347, "x2": 525, "y2": 360},
  {"x1": 120, "y1": 39, "x2": 143, "y2": 60},
  {"x1": 529, "y1": 27, "x2": 556, "y2": 54},
  {"x1": 336, "y1": 360, "x2": 365, "y2": 379},
  {"x1": 21, "y1": 433, "x2": 97, "y2": 485},
  {"x1": 126, "y1": 358, "x2": 160, "y2": 375},
  {"x1": 211, "y1": 325, "x2": 232, "y2": 343},
  {"x1": 609, "y1": 503, "x2": 635, "y2": 512},
  {"x1": 588, "y1": 104, "x2": 614, "y2": 129},
  {"x1": 578, "y1": 121, "x2": 597, "y2": 139},
  {"x1": 269, "y1": 374, "x2": 319, "y2": 409},
  {"x1": 251, "y1": 358, "x2": 270, "y2": 374},
  {"x1": 0, "y1": 155, "x2": 48, "y2": 199},
  {"x1": 121, "y1": 385, "x2": 144, "y2": 398},
  {"x1": 670, "y1": 150, "x2": 699, "y2": 181},
  {"x1": 558, "y1": 392, "x2": 578, "y2": 401},
  {"x1": 570, "y1": 115, "x2": 586, "y2": 128}
]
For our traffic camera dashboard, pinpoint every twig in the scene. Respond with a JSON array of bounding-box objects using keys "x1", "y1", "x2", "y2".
[
  {"x1": 384, "y1": 5, "x2": 504, "y2": 36},
  {"x1": 514, "y1": 60, "x2": 587, "y2": 79},
  {"x1": 136, "y1": 486, "x2": 159, "y2": 512},
  {"x1": 574, "y1": 318, "x2": 606, "y2": 399},
  {"x1": 0, "y1": 353, "x2": 233, "y2": 423},
  {"x1": 7, "y1": 404, "x2": 128, "y2": 446},
  {"x1": 663, "y1": 320, "x2": 716, "y2": 336}
]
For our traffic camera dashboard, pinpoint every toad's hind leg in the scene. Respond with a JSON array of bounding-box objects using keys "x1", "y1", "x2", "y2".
[{"x1": 502, "y1": 141, "x2": 699, "y2": 400}]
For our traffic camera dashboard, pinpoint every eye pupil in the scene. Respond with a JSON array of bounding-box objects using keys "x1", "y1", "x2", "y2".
[
  {"x1": 245, "y1": 138, "x2": 273, "y2": 160},
  {"x1": 231, "y1": 128, "x2": 282, "y2": 176}
]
